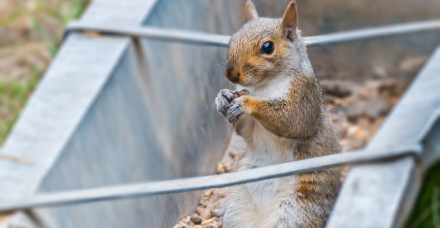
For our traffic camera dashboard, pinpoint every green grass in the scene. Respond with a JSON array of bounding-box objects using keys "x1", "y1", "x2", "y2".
[
  {"x1": 0, "y1": 0, "x2": 90, "y2": 57},
  {"x1": 0, "y1": 0, "x2": 89, "y2": 145},
  {"x1": 0, "y1": 68, "x2": 42, "y2": 143},
  {"x1": 407, "y1": 163, "x2": 440, "y2": 228}
]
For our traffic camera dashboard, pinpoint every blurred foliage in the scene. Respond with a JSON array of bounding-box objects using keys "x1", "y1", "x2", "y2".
[
  {"x1": 0, "y1": 67, "x2": 41, "y2": 143},
  {"x1": 1, "y1": 0, "x2": 90, "y2": 56},
  {"x1": 407, "y1": 163, "x2": 440, "y2": 228},
  {"x1": 0, "y1": 0, "x2": 90, "y2": 145}
]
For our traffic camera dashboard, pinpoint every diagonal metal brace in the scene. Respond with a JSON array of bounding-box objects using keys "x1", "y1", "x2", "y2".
[
  {"x1": 65, "y1": 20, "x2": 440, "y2": 47},
  {"x1": 0, "y1": 143, "x2": 421, "y2": 213}
]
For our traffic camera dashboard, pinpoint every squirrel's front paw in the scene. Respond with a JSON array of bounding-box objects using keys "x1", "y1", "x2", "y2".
[
  {"x1": 226, "y1": 100, "x2": 244, "y2": 123},
  {"x1": 215, "y1": 89, "x2": 235, "y2": 115}
]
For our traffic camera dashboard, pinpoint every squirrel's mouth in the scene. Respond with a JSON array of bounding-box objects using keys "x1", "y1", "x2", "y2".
[
  {"x1": 226, "y1": 74, "x2": 240, "y2": 84},
  {"x1": 227, "y1": 75, "x2": 247, "y2": 86},
  {"x1": 225, "y1": 68, "x2": 262, "y2": 87}
]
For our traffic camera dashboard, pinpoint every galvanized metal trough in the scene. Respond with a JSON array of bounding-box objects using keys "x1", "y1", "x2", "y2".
[{"x1": 1, "y1": 0, "x2": 440, "y2": 227}]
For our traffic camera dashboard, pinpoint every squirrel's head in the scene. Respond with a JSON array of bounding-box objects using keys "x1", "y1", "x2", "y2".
[{"x1": 226, "y1": 1, "x2": 311, "y2": 87}]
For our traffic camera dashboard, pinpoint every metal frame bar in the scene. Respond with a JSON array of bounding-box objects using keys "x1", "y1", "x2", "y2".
[
  {"x1": 0, "y1": 144, "x2": 421, "y2": 213},
  {"x1": 66, "y1": 20, "x2": 440, "y2": 47}
]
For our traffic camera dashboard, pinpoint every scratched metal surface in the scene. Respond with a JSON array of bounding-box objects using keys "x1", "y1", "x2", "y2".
[{"x1": 33, "y1": 1, "x2": 234, "y2": 228}]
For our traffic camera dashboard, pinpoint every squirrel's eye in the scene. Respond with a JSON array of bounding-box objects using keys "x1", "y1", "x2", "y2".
[{"x1": 260, "y1": 41, "x2": 275, "y2": 55}]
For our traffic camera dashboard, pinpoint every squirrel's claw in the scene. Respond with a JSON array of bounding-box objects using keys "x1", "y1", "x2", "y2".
[
  {"x1": 215, "y1": 89, "x2": 235, "y2": 115},
  {"x1": 227, "y1": 101, "x2": 244, "y2": 123},
  {"x1": 216, "y1": 89, "x2": 245, "y2": 123},
  {"x1": 220, "y1": 89, "x2": 236, "y2": 102}
]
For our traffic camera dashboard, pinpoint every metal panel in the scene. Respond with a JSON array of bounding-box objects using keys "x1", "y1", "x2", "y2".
[
  {"x1": 142, "y1": 0, "x2": 440, "y2": 83},
  {"x1": 328, "y1": 46, "x2": 440, "y2": 227},
  {"x1": 36, "y1": 41, "x2": 231, "y2": 228},
  {"x1": 0, "y1": 0, "x2": 156, "y2": 227},
  {"x1": 34, "y1": 1, "x2": 234, "y2": 227}
]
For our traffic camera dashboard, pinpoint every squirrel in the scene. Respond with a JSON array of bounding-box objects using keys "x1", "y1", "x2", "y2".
[{"x1": 215, "y1": 1, "x2": 341, "y2": 227}]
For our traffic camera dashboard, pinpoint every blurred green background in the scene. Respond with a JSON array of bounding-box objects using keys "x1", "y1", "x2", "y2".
[
  {"x1": 0, "y1": 0, "x2": 89, "y2": 144},
  {"x1": 407, "y1": 164, "x2": 440, "y2": 228}
]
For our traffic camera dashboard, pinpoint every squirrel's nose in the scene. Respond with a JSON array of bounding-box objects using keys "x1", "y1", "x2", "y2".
[
  {"x1": 226, "y1": 66, "x2": 240, "y2": 83},
  {"x1": 229, "y1": 72, "x2": 240, "y2": 83}
]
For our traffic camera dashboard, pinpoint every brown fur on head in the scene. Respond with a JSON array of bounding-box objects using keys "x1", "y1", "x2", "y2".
[{"x1": 226, "y1": 1, "x2": 312, "y2": 87}]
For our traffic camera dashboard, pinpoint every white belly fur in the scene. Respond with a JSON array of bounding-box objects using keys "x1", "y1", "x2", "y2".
[
  {"x1": 238, "y1": 75, "x2": 293, "y2": 99},
  {"x1": 224, "y1": 76, "x2": 304, "y2": 227},
  {"x1": 224, "y1": 121, "x2": 302, "y2": 227}
]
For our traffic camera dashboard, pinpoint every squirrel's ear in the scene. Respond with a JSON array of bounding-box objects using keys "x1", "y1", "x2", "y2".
[
  {"x1": 244, "y1": 1, "x2": 258, "y2": 22},
  {"x1": 281, "y1": 1, "x2": 298, "y2": 30}
]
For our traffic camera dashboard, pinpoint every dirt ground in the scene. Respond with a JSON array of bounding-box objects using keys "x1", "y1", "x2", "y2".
[{"x1": 174, "y1": 76, "x2": 411, "y2": 228}]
